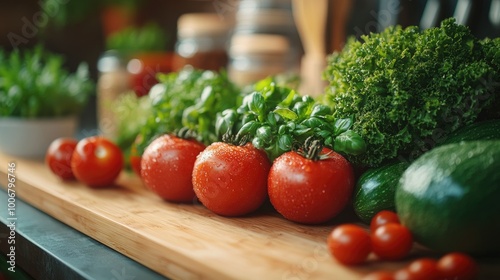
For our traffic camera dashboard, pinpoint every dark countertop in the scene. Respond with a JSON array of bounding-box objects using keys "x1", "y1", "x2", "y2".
[{"x1": 0, "y1": 188, "x2": 167, "y2": 280}]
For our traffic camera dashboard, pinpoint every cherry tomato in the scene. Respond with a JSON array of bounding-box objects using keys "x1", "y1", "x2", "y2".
[
  {"x1": 141, "y1": 135, "x2": 205, "y2": 202},
  {"x1": 371, "y1": 210, "x2": 400, "y2": 232},
  {"x1": 268, "y1": 148, "x2": 354, "y2": 224},
  {"x1": 437, "y1": 252, "x2": 477, "y2": 280},
  {"x1": 192, "y1": 142, "x2": 270, "y2": 216},
  {"x1": 327, "y1": 224, "x2": 371, "y2": 265},
  {"x1": 71, "y1": 136, "x2": 124, "y2": 188},
  {"x1": 395, "y1": 258, "x2": 440, "y2": 280},
  {"x1": 362, "y1": 271, "x2": 395, "y2": 280},
  {"x1": 371, "y1": 223, "x2": 413, "y2": 260},
  {"x1": 45, "y1": 138, "x2": 78, "y2": 180}
]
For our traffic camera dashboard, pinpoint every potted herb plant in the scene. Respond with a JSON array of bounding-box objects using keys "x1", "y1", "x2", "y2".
[{"x1": 0, "y1": 46, "x2": 94, "y2": 158}]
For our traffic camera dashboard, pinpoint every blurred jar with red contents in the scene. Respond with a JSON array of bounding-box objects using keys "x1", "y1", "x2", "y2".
[
  {"x1": 127, "y1": 52, "x2": 173, "y2": 97},
  {"x1": 173, "y1": 13, "x2": 233, "y2": 71}
]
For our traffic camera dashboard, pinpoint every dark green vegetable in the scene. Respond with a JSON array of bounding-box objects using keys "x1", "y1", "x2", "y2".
[
  {"x1": 0, "y1": 46, "x2": 94, "y2": 118},
  {"x1": 353, "y1": 161, "x2": 409, "y2": 223},
  {"x1": 440, "y1": 119, "x2": 500, "y2": 145},
  {"x1": 396, "y1": 140, "x2": 500, "y2": 255},
  {"x1": 322, "y1": 18, "x2": 500, "y2": 168},
  {"x1": 133, "y1": 68, "x2": 240, "y2": 155},
  {"x1": 217, "y1": 78, "x2": 366, "y2": 161}
]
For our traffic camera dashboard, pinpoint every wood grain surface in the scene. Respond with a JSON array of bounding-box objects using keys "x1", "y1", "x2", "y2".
[{"x1": 1, "y1": 152, "x2": 499, "y2": 280}]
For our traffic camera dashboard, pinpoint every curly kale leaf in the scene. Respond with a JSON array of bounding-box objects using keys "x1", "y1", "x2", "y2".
[{"x1": 323, "y1": 18, "x2": 500, "y2": 167}]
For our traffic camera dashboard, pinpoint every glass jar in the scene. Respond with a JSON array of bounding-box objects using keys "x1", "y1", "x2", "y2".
[
  {"x1": 96, "y1": 50, "x2": 129, "y2": 139},
  {"x1": 228, "y1": 34, "x2": 291, "y2": 86},
  {"x1": 172, "y1": 13, "x2": 233, "y2": 71}
]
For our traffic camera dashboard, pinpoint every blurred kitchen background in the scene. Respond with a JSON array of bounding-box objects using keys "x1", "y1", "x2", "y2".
[{"x1": 0, "y1": 0, "x2": 499, "y2": 135}]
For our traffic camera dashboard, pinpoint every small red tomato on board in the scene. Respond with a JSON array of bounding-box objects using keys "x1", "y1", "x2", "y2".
[
  {"x1": 370, "y1": 210, "x2": 400, "y2": 232},
  {"x1": 327, "y1": 224, "x2": 371, "y2": 265},
  {"x1": 371, "y1": 223, "x2": 413, "y2": 260},
  {"x1": 396, "y1": 258, "x2": 441, "y2": 280},
  {"x1": 71, "y1": 136, "x2": 124, "y2": 188},
  {"x1": 141, "y1": 135, "x2": 205, "y2": 202},
  {"x1": 268, "y1": 148, "x2": 354, "y2": 224},
  {"x1": 192, "y1": 142, "x2": 271, "y2": 216},
  {"x1": 437, "y1": 252, "x2": 477, "y2": 280},
  {"x1": 45, "y1": 138, "x2": 78, "y2": 180}
]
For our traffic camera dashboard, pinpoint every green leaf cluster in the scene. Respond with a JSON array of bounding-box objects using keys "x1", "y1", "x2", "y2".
[
  {"x1": 323, "y1": 18, "x2": 500, "y2": 167},
  {"x1": 0, "y1": 46, "x2": 94, "y2": 118},
  {"x1": 106, "y1": 23, "x2": 169, "y2": 54},
  {"x1": 217, "y1": 78, "x2": 366, "y2": 161},
  {"x1": 133, "y1": 67, "x2": 240, "y2": 154}
]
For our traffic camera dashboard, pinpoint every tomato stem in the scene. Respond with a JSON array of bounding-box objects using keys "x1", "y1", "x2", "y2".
[
  {"x1": 293, "y1": 136, "x2": 327, "y2": 161},
  {"x1": 176, "y1": 127, "x2": 198, "y2": 140}
]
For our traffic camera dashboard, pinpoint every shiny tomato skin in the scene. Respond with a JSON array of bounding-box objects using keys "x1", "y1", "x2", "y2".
[
  {"x1": 437, "y1": 253, "x2": 477, "y2": 280},
  {"x1": 370, "y1": 210, "x2": 400, "y2": 232},
  {"x1": 401, "y1": 258, "x2": 441, "y2": 280},
  {"x1": 327, "y1": 224, "x2": 371, "y2": 265},
  {"x1": 141, "y1": 135, "x2": 205, "y2": 202},
  {"x1": 371, "y1": 223, "x2": 414, "y2": 260},
  {"x1": 45, "y1": 138, "x2": 78, "y2": 180},
  {"x1": 268, "y1": 148, "x2": 355, "y2": 224},
  {"x1": 71, "y1": 136, "x2": 124, "y2": 188},
  {"x1": 192, "y1": 142, "x2": 271, "y2": 216}
]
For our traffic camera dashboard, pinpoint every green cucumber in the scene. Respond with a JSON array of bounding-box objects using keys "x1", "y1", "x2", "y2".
[
  {"x1": 353, "y1": 161, "x2": 410, "y2": 223},
  {"x1": 440, "y1": 119, "x2": 500, "y2": 145},
  {"x1": 396, "y1": 140, "x2": 500, "y2": 255}
]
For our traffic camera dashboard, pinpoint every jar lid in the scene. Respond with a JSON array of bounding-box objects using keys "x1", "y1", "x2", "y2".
[
  {"x1": 177, "y1": 13, "x2": 233, "y2": 38},
  {"x1": 236, "y1": 9, "x2": 293, "y2": 27},
  {"x1": 229, "y1": 34, "x2": 290, "y2": 55}
]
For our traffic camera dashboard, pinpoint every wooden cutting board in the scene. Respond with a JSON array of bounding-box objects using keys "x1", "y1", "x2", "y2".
[{"x1": 1, "y1": 152, "x2": 499, "y2": 279}]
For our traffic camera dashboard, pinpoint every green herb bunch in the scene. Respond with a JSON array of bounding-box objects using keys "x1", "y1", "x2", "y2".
[
  {"x1": 106, "y1": 23, "x2": 169, "y2": 54},
  {"x1": 133, "y1": 68, "x2": 240, "y2": 155},
  {"x1": 216, "y1": 78, "x2": 366, "y2": 161},
  {"x1": 0, "y1": 46, "x2": 94, "y2": 118},
  {"x1": 323, "y1": 18, "x2": 500, "y2": 167}
]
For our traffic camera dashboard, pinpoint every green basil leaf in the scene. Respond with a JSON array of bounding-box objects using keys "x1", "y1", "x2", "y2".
[
  {"x1": 274, "y1": 108, "x2": 298, "y2": 120},
  {"x1": 334, "y1": 130, "x2": 367, "y2": 155}
]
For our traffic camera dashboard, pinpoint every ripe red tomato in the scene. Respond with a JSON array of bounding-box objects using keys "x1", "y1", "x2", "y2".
[
  {"x1": 397, "y1": 258, "x2": 440, "y2": 280},
  {"x1": 192, "y1": 142, "x2": 270, "y2": 216},
  {"x1": 437, "y1": 252, "x2": 477, "y2": 280},
  {"x1": 327, "y1": 224, "x2": 371, "y2": 265},
  {"x1": 45, "y1": 138, "x2": 78, "y2": 180},
  {"x1": 71, "y1": 136, "x2": 124, "y2": 188},
  {"x1": 268, "y1": 148, "x2": 354, "y2": 224},
  {"x1": 362, "y1": 271, "x2": 394, "y2": 280},
  {"x1": 370, "y1": 210, "x2": 400, "y2": 232},
  {"x1": 141, "y1": 135, "x2": 205, "y2": 202},
  {"x1": 371, "y1": 223, "x2": 413, "y2": 260}
]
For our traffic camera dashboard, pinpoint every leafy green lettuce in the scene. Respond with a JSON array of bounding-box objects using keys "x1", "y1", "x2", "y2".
[{"x1": 323, "y1": 18, "x2": 500, "y2": 167}]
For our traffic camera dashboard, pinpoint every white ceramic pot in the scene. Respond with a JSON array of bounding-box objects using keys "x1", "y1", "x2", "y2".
[{"x1": 0, "y1": 116, "x2": 78, "y2": 159}]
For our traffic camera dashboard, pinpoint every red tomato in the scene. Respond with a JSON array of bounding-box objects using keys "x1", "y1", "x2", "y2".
[
  {"x1": 268, "y1": 148, "x2": 354, "y2": 224},
  {"x1": 437, "y1": 252, "x2": 477, "y2": 280},
  {"x1": 45, "y1": 138, "x2": 78, "y2": 180},
  {"x1": 192, "y1": 142, "x2": 270, "y2": 216},
  {"x1": 396, "y1": 258, "x2": 440, "y2": 280},
  {"x1": 362, "y1": 271, "x2": 395, "y2": 280},
  {"x1": 327, "y1": 224, "x2": 371, "y2": 265},
  {"x1": 371, "y1": 223, "x2": 413, "y2": 260},
  {"x1": 370, "y1": 210, "x2": 400, "y2": 232},
  {"x1": 71, "y1": 136, "x2": 124, "y2": 188},
  {"x1": 141, "y1": 135, "x2": 205, "y2": 202}
]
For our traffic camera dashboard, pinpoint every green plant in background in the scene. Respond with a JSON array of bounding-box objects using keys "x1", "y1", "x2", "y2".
[
  {"x1": 105, "y1": 23, "x2": 169, "y2": 54},
  {"x1": 41, "y1": 0, "x2": 101, "y2": 28},
  {"x1": 0, "y1": 45, "x2": 94, "y2": 118}
]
